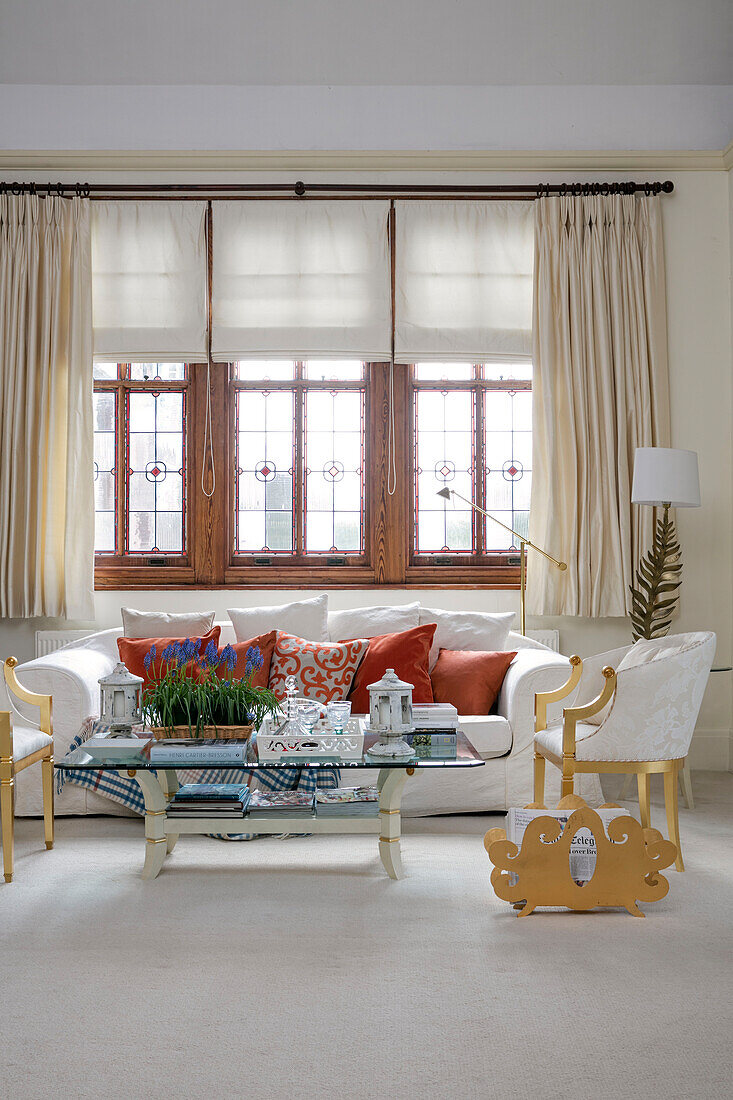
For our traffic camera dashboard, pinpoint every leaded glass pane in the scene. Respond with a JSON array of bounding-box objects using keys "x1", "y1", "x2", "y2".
[
  {"x1": 93, "y1": 392, "x2": 116, "y2": 553},
  {"x1": 415, "y1": 389, "x2": 474, "y2": 552},
  {"x1": 304, "y1": 390, "x2": 364, "y2": 552},
  {"x1": 235, "y1": 360, "x2": 295, "y2": 380},
  {"x1": 128, "y1": 363, "x2": 186, "y2": 380},
  {"x1": 482, "y1": 360, "x2": 533, "y2": 381},
  {"x1": 484, "y1": 388, "x2": 532, "y2": 551},
  {"x1": 235, "y1": 390, "x2": 295, "y2": 552},
  {"x1": 92, "y1": 361, "x2": 119, "y2": 381},
  {"x1": 415, "y1": 362, "x2": 474, "y2": 380},
  {"x1": 126, "y1": 390, "x2": 186, "y2": 554},
  {"x1": 303, "y1": 360, "x2": 364, "y2": 381}
]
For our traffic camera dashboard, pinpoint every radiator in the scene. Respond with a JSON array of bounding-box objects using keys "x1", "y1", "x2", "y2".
[
  {"x1": 35, "y1": 629, "x2": 94, "y2": 658},
  {"x1": 525, "y1": 628, "x2": 560, "y2": 652}
]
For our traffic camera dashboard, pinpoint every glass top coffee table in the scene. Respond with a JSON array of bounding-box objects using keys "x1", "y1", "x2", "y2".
[{"x1": 56, "y1": 731, "x2": 484, "y2": 881}]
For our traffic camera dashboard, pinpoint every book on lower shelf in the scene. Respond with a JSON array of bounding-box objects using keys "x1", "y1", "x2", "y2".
[
  {"x1": 149, "y1": 739, "x2": 249, "y2": 764},
  {"x1": 248, "y1": 790, "x2": 316, "y2": 815},
  {"x1": 315, "y1": 786, "x2": 380, "y2": 816},
  {"x1": 167, "y1": 783, "x2": 251, "y2": 817}
]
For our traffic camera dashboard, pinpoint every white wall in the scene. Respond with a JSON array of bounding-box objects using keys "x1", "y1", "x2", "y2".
[{"x1": 0, "y1": 166, "x2": 731, "y2": 768}]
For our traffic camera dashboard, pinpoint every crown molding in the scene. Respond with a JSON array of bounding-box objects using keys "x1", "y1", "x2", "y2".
[{"x1": 0, "y1": 148, "x2": 729, "y2": 174}]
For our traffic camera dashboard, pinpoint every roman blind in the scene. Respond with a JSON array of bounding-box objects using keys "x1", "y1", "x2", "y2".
[
  {"x1": 91, "y1": 201, "x2": 207, "y2": 361},
  {"x1": 394, "y1": 200, "x2": 534, "y2": 362},
  {"x1": 211, "y1": 200, "x2": 391, "y2": 360}
]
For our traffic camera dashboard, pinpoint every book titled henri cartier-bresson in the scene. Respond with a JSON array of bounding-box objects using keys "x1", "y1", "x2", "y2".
[{"x1": 149, "y1": 739, "x2": 249, "y2": 763}]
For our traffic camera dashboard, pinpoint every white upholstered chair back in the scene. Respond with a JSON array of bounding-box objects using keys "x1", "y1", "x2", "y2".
[{"x1": 573, "y1": 631, "x2": 716, "y2": 763}]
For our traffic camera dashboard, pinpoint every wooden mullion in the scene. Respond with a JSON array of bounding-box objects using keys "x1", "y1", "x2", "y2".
[
  {"x1": 189, "y1": 361, "x2": 228, "y2": 584},
  {"x1": 370, "y1": 361, "x2": 407, "y2": 583},
  {"x1": 116, "y1": 381, "x2": 126, "y2": 556},
  {"x1": 474, "y1": 366, "x2": 485, "y2": 558}
]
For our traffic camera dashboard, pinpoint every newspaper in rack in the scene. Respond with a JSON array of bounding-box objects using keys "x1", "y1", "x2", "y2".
[{"x1": 505, "y1": 807, "x2": 633, "y2": 885}]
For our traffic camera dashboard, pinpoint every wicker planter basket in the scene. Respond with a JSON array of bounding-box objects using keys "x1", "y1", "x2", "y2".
[{"x1": 150, "y1": 724, "x2": 254, "y2": 741}]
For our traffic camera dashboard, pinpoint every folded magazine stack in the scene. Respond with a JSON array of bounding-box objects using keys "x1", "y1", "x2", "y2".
[
  {"x1": 315, "y1": 786, "x2": 379, "y2": 817},
  {"x1": 248, "y1": 790, "x2": 316, "y2": 816}
]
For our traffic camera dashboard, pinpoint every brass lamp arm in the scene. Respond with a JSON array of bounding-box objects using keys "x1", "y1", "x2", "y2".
[{"x1": 437, "y1": 488, "x2": 567, "y2": 572}]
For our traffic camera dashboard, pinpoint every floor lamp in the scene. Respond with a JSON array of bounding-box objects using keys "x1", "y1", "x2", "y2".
[{"x1": 436, "y1": 487, "x2": 567, "y2": 635}]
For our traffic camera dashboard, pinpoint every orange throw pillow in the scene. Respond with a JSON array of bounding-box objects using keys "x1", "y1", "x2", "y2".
[
  {"x1": 268, "y1": 632, "x2": 369, "y2": 705},
  {"x1": 347, "y1": 624, "x2": 436, "y2": 714},
  {"x1": 219, "y1": 631, "x2": 277, "y2": 689},
  {"x1": 117, "y1": 627, "x2": 221, "y2": 690},
  {"x1": 430, "y1": 649, "x2": 517, "y2": 715}
]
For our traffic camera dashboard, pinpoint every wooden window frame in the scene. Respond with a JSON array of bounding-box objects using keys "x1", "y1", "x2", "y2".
[{"x1": 94, "y1": 359, "x2": 523, "y2": 591}]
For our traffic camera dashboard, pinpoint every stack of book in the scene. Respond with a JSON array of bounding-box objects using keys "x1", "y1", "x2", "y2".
[
  {"x1": 248, "y1": 790, "x2": 315, "y2": 816},
  {"x1": 149, "y1": 739, "x2": 249, "y2": 765},
  {"x1": 167, "y1": 783, "x2": 251, "y2": 818},
  {"x1": 316, "y1": 786, "x2": 379, "y2": 817}
]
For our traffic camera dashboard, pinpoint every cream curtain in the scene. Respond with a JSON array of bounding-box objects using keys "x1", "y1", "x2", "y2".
[
  {"x1": 0, "y1": 193, "x2": 94, "y2": 618},
  {"x1": 527, "y1": 194, "x2": 670, "y2": 617}
]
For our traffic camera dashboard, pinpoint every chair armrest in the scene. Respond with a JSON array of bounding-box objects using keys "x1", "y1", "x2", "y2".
[
  {"x1": 562, "y1": 667, "x2": 617, "y2": 756},
  {"x1": 497, "y1": 650, "x2": 578, "y2": 756},
  {"x1": 8, "y1": 649, "x2": 116, "y2": 757},
  {"x1": 4, "y1": 656, "x2": 52, "y2": 735},
  {"x1": 535, "y1": 655, "x2": 582, "y2": 731}
]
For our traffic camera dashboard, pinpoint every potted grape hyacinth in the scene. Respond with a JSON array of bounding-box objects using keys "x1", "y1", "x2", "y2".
[{"x1": 141, "y1": 638, "x2": 280, "y2": 739}]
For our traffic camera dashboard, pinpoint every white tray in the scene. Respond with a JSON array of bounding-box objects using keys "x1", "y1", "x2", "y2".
[{"x1": 256, "y1": 731, "x2": 365, "y2": 761}]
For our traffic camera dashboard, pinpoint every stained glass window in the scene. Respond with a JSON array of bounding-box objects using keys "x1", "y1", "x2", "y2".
[
  {"x1": 92, "y1": 363, "x2": 188, "y2": 557},
  {"x1": 126, "y1": 390, "x2": 186, "y2": 553},
  {"x1": 93, "y1": 391, "x2": 117, "y2": 553},
  {"x1": 236, "y1": 389, "x2": 295, "y2": 552},
  {"x1": 414, "y1": 389, "x2": 475, "y2": 553},
  {"x1": 413, "y1": 361, "x2": 532, "y2": 557},
  {"x1": 305, "y1": 389, "x2": 364, "y2": 552},
  {"x1": 233, "y1": 361, "x2": 366, "y2": 557}
]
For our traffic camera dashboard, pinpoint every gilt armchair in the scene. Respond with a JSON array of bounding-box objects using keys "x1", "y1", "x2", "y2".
[
  {"x1": 533, "y1": 632, "x2": 715, "y2": 871},
  {"x1": 1, "y1": 657, "x2": 54, "y2": 883}
]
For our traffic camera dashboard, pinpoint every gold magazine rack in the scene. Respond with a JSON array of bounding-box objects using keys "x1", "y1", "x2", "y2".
[{"x1": 484, "y1": 795, "x2": 677, "y2": 918}]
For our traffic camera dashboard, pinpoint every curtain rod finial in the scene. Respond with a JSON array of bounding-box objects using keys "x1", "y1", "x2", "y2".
[{"x1": 436, "y1": 487, "x2": 452, "y2": 501}]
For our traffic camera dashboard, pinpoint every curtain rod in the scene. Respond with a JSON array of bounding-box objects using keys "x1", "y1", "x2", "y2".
[{"x1": 0, "y1": 179, "x2": 674, "y2": 200}]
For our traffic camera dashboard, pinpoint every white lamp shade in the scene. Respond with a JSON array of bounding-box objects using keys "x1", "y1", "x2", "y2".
[{"x1": 632, "y1": 447, "x2": 701, "y2": 507}]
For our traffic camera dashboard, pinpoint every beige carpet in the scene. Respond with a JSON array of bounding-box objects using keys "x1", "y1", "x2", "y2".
[{"x1": 2, "y1": 772, "x2": 732, "y2": 1100}]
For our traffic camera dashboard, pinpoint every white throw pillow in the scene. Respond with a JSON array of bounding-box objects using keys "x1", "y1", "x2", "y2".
[
  {"x1": 227, "y1": 594, "x2": 328, "y2": 643},
  {"x1": 328, "y1": 602, "x2": 420, "y2": 641},
  {"x1": 121, "y1": 607, "x2": 215, "y2": 639},
  {"x1": 419, "y1": 607, "x2": 515, "y2": 668},
  {"x1": 617, "y1": 637, "x2": 690, "y2": 670}
]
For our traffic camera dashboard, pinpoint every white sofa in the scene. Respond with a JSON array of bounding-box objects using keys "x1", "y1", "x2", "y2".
[{"x1": 7, "y1": 609, "x2": 603, "y2": 817}]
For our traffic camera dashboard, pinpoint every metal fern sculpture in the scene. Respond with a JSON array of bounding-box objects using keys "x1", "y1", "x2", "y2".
[{"x1": 629, "y1": 505, "x2": 682, "y2": 641}]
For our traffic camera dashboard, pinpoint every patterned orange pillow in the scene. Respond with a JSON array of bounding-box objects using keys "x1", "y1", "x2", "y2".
[{"x1": 268, "y1": 631, "x2": 368, "y2": 705}]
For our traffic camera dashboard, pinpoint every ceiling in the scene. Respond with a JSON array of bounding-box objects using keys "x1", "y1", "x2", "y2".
[{"x1": 1, "y1": 0, "x2": 731, "y2": 87}]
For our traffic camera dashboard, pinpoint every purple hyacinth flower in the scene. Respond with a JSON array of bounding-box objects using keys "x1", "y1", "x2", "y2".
[{"x1": 203, "y1": 639, "x2": 219, "y2": 668}]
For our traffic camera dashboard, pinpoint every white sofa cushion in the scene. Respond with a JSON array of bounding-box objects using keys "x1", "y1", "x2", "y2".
[
  {"x1": 7, "y1": 723, "x2": 52, "y2": 760},
  {"x1": 535, "y1": 720, "x2": 600, "y2": 760},
  {"x1": 460, "y1": 715, "x2": 512, "y2": 759},
  {"x1": 419, "y1": 607, "x2": 515, "y2": 667},
  {"x1": 227, "y1": 595, "x2": 328, "y2": 642},
  {"x1": 121, "y1": 607, "x2": 216, "y2": 638},
  {"x1": 328, "y1": 602, "x2": 420, "y2": 641}
]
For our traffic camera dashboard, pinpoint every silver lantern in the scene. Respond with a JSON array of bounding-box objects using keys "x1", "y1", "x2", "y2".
[
  {"x1": 99, "y1": 662, "x2": 143, "y2": 734},
  {"x1": 365, "y1": 668, "x2": 414, "y2": 758}
]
